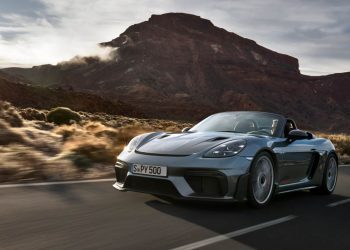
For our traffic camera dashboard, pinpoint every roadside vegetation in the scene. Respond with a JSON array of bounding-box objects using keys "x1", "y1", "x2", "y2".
[
  {"x1": 0, "y1": 101, "x2": 349, "y2": 183},
  {"x1": 316, "y1": 133, "x2": 350, "y2": 164},
  {"x1": 0, "y1": 101, "x2": 191, "y2": 183}
]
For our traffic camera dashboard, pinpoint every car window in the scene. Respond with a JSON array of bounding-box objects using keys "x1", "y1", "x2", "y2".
[{"x1": 190, "y1": 112, "x2": 283, "y2": 137}]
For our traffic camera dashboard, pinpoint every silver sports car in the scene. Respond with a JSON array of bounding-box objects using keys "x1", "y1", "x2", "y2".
[{"x1": 113, "y1": 112, "x2": 338, "y2": 207}]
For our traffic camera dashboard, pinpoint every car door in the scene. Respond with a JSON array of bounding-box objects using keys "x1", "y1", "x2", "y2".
[
  {"x1": 278, "y1": 139, "x2": 315, "y2": 185},
  {"x1": 275, "y1": 119, "x2": 315, "y2": 185}
]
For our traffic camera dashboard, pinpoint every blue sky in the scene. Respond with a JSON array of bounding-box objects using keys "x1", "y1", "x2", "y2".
[{"x1": 0, "y1": 0, "x2": 349, "y2": 75}]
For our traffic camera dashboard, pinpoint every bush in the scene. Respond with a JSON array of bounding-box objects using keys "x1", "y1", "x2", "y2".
[
  {"x1": 0, "y1": 120, "x2": 27, "y2": 145},
  {"x1": 47, "y1": 107, "x2": 81, "y2": 125},
  {"x1": 20, "y1": 108, "x2": 46, "y2": 121},
  {"x1": 66, "y1": 153, "x2": 93, "y2": 171},
  {"x1": 0, "y1": 101, "x2": 23, "y2": 127},
  {"x1": 68, "y1": 142, "x2": 116, "y2": 164}
]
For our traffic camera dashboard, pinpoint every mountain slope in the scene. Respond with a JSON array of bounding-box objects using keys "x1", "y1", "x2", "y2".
[
  {"x1": 0, "y1": 72, "x2": 138, "y2": 116},
  {"x1": 2, "y1": 13, "x2": 350, "y2": 132}
]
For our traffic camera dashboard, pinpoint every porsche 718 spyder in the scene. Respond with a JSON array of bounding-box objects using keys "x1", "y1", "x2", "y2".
[{"x1": 113, "y1": 112, "x2": 338, "y2": 207}]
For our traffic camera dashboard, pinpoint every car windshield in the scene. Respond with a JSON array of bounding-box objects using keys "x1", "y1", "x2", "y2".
[{"x1": 190, "y1": 112, "x2": 283, "y2": 137}]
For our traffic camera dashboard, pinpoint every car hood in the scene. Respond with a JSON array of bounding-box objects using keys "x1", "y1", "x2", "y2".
[{"x1": 136, "y1": 132, "x2": 251, "y2": 156}]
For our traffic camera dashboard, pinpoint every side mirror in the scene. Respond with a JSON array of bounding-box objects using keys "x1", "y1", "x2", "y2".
[
  {"x1": 287, "y1": 129, "x2": 311, "y2": 141},
  {"x1": 182, "y1": 127, "x2": 191, "y2": 133}
]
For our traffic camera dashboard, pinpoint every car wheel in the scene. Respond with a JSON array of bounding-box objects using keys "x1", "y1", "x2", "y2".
[
  {"x1": 247, "y1": 152, "x2": 275, "y2": 208},
  {"x1": 316, "y1": 154, "x2": 338, "y2": 194}
]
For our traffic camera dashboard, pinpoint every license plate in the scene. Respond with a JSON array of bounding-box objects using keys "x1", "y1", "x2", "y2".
[{"x1": 132, "y1": 164, "x2": 167, "y2": 177}]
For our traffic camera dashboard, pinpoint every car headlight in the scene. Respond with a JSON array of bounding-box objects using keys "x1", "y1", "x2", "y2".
[
  {"x1": 125, "y1": 135, "x2": 143, "y2": 153},
  {"x1": 203, "y1": 139, "x2": 246, "y2": 158}
]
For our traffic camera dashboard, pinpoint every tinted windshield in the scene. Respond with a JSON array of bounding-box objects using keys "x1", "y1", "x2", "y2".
[{"x1": 190, "y1": 112, "x2": 283, "y2": 137}]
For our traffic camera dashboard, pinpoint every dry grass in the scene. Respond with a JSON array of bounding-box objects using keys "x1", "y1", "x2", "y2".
[
  {"x1": 316, "y1": 132, "x2": 350, "y2": 164},
  {"x1": 0, "y1": 101, "x2": 191, "y2": 183},
  {"x1": 0, "y1": 101, "x2": 23, "y2": 127}
]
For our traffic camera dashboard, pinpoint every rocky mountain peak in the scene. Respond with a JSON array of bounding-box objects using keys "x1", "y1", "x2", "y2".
[
  {"x1": 102, "y1": 13, "x2": 300, "y2": 77},
  {"x1": 148, "y1": 12, "x2": 215, "y2": 30}
]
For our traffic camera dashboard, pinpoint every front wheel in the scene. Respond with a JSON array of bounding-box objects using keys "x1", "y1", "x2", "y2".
[{"x1": 247, "y1": 152, "x2": 275, "y2": 208}]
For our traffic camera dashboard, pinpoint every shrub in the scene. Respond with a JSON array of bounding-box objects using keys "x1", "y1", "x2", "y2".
[
  {"x1": 0, "y1": 120, "x2": 27, "y2": 145},
  {"x1": 0, "y1": 101, "x2": 23, "y2": 127},
  {"x1": 0, "y1": 145, "x2": 77, "y2": 183},
  {"x1": 20, "y1": 108, "x2": 46, "y2": 121},
  {"x1": 68, "y1": 141, "x2": 117, "y2": 164},
  {"x1": 53, "y1": 123, "x2": 82, "y2": 141},
  {"x1": 47, "y1": 107, "x2": 81, "y2": 125},
  {"x1": 66, "y1": 153, "x2": 93, "y2": 171}
]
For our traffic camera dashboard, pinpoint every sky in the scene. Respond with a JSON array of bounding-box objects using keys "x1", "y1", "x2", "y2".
[{"x1": 0, "y1": 0, "x2": 349, "y2": 75}]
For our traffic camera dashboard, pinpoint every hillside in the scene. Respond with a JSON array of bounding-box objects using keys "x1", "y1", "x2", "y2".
[
  {"x1": 0, "y1": 72, "x2": 139, "y2": 116},
  {"x1": 2, "y1": 13, "x2": 350, "y2": 132}
]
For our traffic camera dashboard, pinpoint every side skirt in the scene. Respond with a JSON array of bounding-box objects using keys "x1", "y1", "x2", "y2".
[
  {"x1": 276, "y1": 178, "x2": 318, "y2": 194},
  {"x1": 277, "y1": 185, "x2": 318, "y2": 194}
]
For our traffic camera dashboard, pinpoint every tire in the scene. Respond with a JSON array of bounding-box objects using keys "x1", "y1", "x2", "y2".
[
  {"x1": 247, "y1": 152, "x2": 275, "y2": 208},
  {"x1": 315, "y1": 154, "x2": 338, "y2": 194}
]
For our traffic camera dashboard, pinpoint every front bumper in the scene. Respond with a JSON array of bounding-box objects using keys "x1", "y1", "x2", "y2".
[{"x1": 113, "y1": 151, "x2": 252, "y2": 201}]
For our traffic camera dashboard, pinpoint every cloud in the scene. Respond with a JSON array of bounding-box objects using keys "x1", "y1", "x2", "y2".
[
  {"x1": 0, "y1": 0, "x2": 349, "y2": 75},
  {"x1": 58, "y1": 47, "x2": 118, "y2": 66}
]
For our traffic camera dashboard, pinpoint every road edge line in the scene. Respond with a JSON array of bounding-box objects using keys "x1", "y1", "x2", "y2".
[
  {"x1": 171, "y1": 215, "x2": 297, "y2": 250},
  {"x1": 327, "y1": 198, "x2": 350, "y2": 207},
  {"x1": 0, "y1": 178, "x2": 115, "y2": 188}
]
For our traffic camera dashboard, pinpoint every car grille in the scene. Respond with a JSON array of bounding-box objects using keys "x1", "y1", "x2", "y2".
[
  {"x1": 115, "y1": 161, "x2": 128, "y2": 184},
  {"x1": 185, "y1": 170, "x2": 228, "y2": 197},
  {"x1": 124, "y1": 176, "x2": 180, "y2": 197}
]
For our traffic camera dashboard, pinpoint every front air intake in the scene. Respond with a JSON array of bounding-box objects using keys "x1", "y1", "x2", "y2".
[
  {"x1": 115, "y1": 161, "x2": 128, "y2": 184},
  {"x1": 124, "y1": 176, "x2": 180, "y2": 197},
  {"x1": 185, "y1": 170, "x2": 228, "y2": 197}
]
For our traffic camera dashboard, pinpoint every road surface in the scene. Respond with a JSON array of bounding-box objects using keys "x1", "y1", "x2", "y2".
[{"x1": 1, "y1": 166, "x2": 350, "y2": 250}]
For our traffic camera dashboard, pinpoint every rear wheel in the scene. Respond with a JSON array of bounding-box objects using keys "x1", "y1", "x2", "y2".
[
  {"x1": 316, "y1": 154, "x2": 338, "y2": 194},
  {"x1": 247, "y1": 152, "x2": 275, "y2": 208}
]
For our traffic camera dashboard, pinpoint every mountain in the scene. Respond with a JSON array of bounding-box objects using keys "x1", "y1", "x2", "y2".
[{"x1": 2, "y1": 13, "x2": 350, "y2": 132}]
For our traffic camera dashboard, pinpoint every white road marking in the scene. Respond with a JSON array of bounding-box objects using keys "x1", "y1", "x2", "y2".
[
  {"x1": 0, "y1": 178, "x2": 115, "y2": 189},
  {"x1": 171, "y1": 215, "x2": 297, "y2": 250},
  {"x1": 327, "y1": 198, "x2": 350, "y2": 207},
  {"x1": 339, "y1": 164, "x2": 350, "y2": 168}
]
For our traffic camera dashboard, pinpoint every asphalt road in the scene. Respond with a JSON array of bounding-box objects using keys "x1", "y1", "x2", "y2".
[{"x1": 1, "y1": 167, "x2": 350, "y2": 250}]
